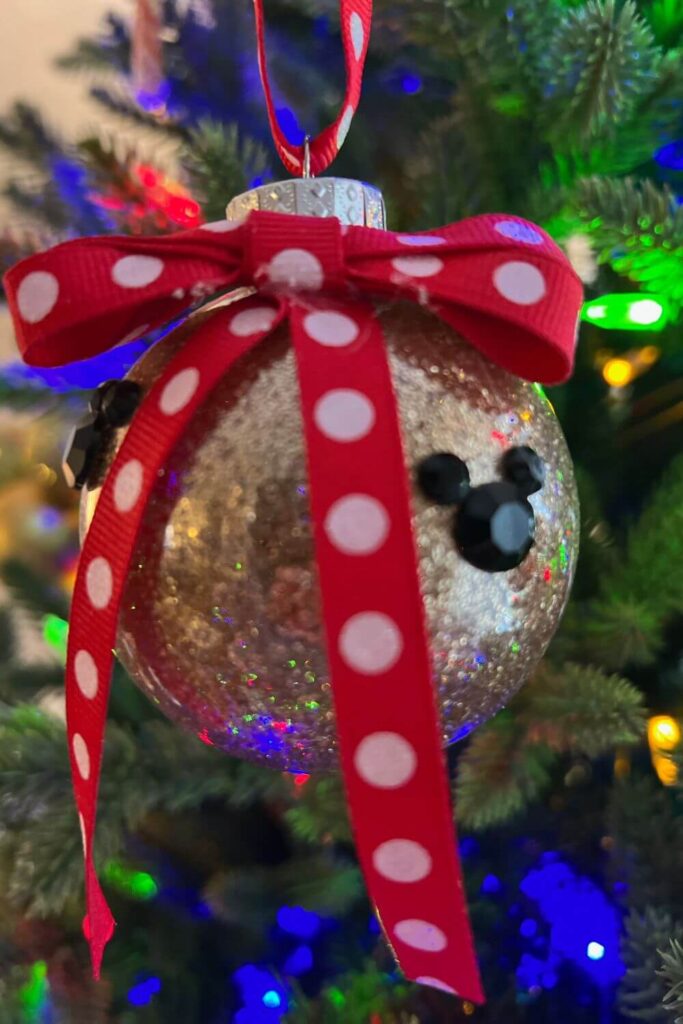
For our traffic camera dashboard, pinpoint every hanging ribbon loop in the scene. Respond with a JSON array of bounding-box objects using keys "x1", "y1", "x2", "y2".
[{"x1": 253, "y1": 0, "x2": 372, "y2": 176}]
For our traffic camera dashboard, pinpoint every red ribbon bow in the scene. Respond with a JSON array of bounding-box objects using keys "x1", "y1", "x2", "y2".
[{"x1": 4, "y1": 211, "x2": 582, "y2": 1003}]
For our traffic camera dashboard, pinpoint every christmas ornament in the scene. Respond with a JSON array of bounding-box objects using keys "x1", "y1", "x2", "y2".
[{"x1": 3, "y1": 0, "x2": 583, "y2": 1003}]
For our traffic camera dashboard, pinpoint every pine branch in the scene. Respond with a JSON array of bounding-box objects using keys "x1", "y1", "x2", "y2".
[
  {"x1": 546, "y1": 0, "x2": 660, "y2": 139},
  {"x1": 455, "y1": 713, "x2": 556, "y2": 830},
  {"x1": 620, "y1": 907, "x2": 683, "y2": 1022},
  {"x1": 661, "y1": 938, "x2": 683, "y2": 1024},
  {"x1": 284, "y1": 777, "x2": 352, "y2": 846},
  {"x1": 521, "y1": 663, "x2": 645, "y2": 757},
  {"x1": 285, "y1": 962, "x2": 411, "y2": 1024},
  {"x1": 577, "y1": 177, "x2": 683, "y2": 308},
  {"x1": 182, "y1": 122, "x2": 270, "y2": 222}
]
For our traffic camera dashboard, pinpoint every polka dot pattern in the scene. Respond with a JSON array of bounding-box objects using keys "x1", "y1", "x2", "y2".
[
  {"x1": 17, "y1": 271, "x2": 59, "y2": 323},
  {"x1": 337, "y1": 105, "x2": 354, "y2": 150},
  {"x1": 392, "y1": 255, "x2": 444, "y2": 278},
  {"x1": 324, "y1": 494, "x2": 389, "y2": 555},
  {"x1": 79, "y1": 812, "x2": 87, "y2": 855},
  {"x1": 416, "y1": 977, "x2": 458, "y2": 996},
  {"x1": 339, "y1": 611, "x2": 403, "y2": 675},
  {"x1": 354, "y1": 732, "x2": 417, "y2": 788},
  {"x1": 373, "y1": 839, "x2": 433, "y2": 883},
  {"x1": 394, "y1": 919, "x2": 448, "y2": 953},
  {"x1": 495, "y1": 220, "x2": 543, "y2": 245},
  {"x1": 74, "y1": 650, "x2": 99, "y2": 700},
  {"x1": 397, "y1": 235, "x2": 446, "y2": 247},
  {"x1": 86, "y1": 557, "x2": 113, "y2": 610},
  {"x1": 73, "y1": 734, "x2": 91, "y2": 781},
  {"x1": 313, "y1": 389, "x2": 375, "y2": 442},
  {"x1": 350, "y1": 11, "x2": 364, "y2": 59},
  {"x1": 159, "y1": 367, "x2": 200, "y2": 416},
  {"x1": 266, "y1": 249, "x2": 323, "y2": 291},
  {"x1": 112, "y1": 255, "x2": 164, "y2": 289},
  {"x1": 493, "y1": 260, "x2": 546, "y2": 305},
  {"x1": 304, "y1": 310, "x2": 359, "y2": 347},
  {"x1": 113, "y1": 459, "x2": 143, "y2": 513},
  {"x1": 230, "y1": 307, "x2": 278, "y2": 337}
]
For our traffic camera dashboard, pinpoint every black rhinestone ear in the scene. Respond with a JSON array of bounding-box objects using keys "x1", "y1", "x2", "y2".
[
  {"x1": 417, "y1": 453, "x2": 470, "y2": 506},
  {"x1": 62, "y1": 413, "x2": 104, "y2": 490},
  {"x1": 454, "y1": 482, "x2": 535, "y2": 572},
  {"x1": 90, "y1": 379, "x2": 142, "y2": 428},
  {"x1": 502, "y1": 446, "x2": 545, "y2": 496}
]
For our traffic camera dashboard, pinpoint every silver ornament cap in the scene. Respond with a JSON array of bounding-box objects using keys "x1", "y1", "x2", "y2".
[{"x1": 226, "y1": 176, "x2": 386, "y2": 229}]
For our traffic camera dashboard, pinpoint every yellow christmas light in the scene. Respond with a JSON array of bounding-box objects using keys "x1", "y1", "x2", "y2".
[
  {"x1": 648, "y1": 715, "x2": 681, "y2": 786},
  {"x1": 602, "y1": 357, "x2": 634, "y2": 388}
]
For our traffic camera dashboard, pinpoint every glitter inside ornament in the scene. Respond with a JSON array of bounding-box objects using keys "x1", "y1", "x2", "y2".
[{"x1": 82, "y1": 301, "x2": 579, "y2": 773}]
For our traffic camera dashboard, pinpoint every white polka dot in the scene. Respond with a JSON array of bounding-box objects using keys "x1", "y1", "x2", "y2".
[
  {"x1": 493, "y1": 260, "x2": 546, "y2": 305},
  {"x1": 397, "y1": 235, "x2": 446, "y2": 247},
  {"x1": 373, "y1": 839, "x2": 432, "y2": 883},
  {"x1": 200, "y1": 218, "x2": 243, "y2": 232},
  {"x1": 112, "y1": 255, "x2": 164, "y2": 289},
  {"x1": 416, "y1": 977, "x2": 458, "y2": 995},
  {"x1": 349, "y1": 11, "x2": 364, "y2": 59},
  {"x1": 494, "y1": 220, "x2": 543, "y2": 245},
  {"x1": 314, "y1": 389, "x2": 375, "y2": 442},
  {"x1": 113, "y1": 459, "x2": 144, "y2": 513},
  {"x1": 339, "y1": 611, "x2": 403, "y2": 674},
  {"x1": 392, "y1": 255, "x2": 444, "y2": 278},
  {"x1": 230, "y1": 306, "x2": 278, "y2": 337},
  {"x1": 337, "y1": 105, "x2": 354, "y2": 149},
  {"x1": 86, "y1": 557, "x2": 113, "y2": 610},
  {"x1": 79, "y1": 812, "x2": 87, "y2": 854},
  {"x1": 354, "y1": 732, "x2": 417, "y2": 788},
  {"x1": 159, "y1": 367, "x2": 200, "y2": 415},
  {"x1": 74, "y1": 650, "x2": 98, "y2": 700},
  {"x1": 17, "y1": 271, "x2": 59, "y2": 323},
  {"x1": 394, "y1": 919, "x2": 448, "y2": 953},
  {"x1": 73, "y1": 734, "x2": 91, "y2": 781},
  {"x1": 325, "y1": 494, "x2": 389, "y2": 555},
  {"x1": 304, "y1": 310, "x2": 359, "y2": 347},
  {"x1": 266, "y1": 249, "x2": 323, "y2": 291},
  {"x1": 119, "y1": 323, "x2": 151, "y2": 344}
]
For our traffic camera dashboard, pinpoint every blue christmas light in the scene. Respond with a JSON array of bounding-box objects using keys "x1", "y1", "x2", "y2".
[
  {"x1": 276, "y1": 906, "x2": 321, "y2": 939},
  {"x1": 127, "y1": 976, "x2": 161, "y2": 1007},
  {"x1": 283, "y1": 944, "x2": 313, "y2": 976},
  {"x1": 519, "y1": 857, "x2": 623, "y2": 987},
  {"x1": 400, "y1": 72, "x2": 423, "y2": 94},
  {"x1": 654, "y1": 140, "x2": 683, "y2": 170},
  {"x1": 519, "y1": 918, "x2": 537, "y2": 938},
  {"x1": 263, "y1": 991, "x2": 281, "y2": 1008},
  {"x1": 481, "y1": 873, "x2": 502, "y2": 895},
  {"x1": 276, "y1": 108, "x2": 305, "y2": 146}
]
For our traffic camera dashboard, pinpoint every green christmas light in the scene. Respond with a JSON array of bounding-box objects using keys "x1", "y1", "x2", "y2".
[
  {"x1": 582, "y1": 294, "x2": 668, "y2": 331},
  {"x1": 42, "y1": 614, "x2": 68, "y2": 661},
  {"x1": 20, "y1": 961, "x2": 48, "y2": 1021},
  {"x1": 104, "y1": 860, "x2": 159, "y2": 900}
]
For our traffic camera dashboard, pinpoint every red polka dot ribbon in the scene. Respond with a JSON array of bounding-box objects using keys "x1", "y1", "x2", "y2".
[
  {"x1": 3, "y1": 212, "x2": 582, "y2": 1002},
  {"x1": 252, "y1": 0, "x2": 372, "y2": 176}
]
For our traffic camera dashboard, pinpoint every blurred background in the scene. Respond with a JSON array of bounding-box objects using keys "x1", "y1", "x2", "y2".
[{"x1": 0, "y1": 1, "x2": 683, "y2": 1022}]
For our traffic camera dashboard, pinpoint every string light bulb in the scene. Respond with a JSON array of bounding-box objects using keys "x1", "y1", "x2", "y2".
[
  {"x1": 648, "y1": 715, "x2": 681, "y2": 786},
  {"x1": 599, "y1": 346, "x2": 662, "y2": 389},
  {"x1": 582, "y1": 294, "x2": 668, "y2": 331}
]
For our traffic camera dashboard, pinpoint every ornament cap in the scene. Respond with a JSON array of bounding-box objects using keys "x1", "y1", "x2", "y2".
[{"x1": 226, "y1": 177, "x2": 386, "y2": 229}]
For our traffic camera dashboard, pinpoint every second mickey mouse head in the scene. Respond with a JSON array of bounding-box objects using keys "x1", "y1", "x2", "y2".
[{"x1": 416, "y1": 446, "x2": 545, "y2": 573}]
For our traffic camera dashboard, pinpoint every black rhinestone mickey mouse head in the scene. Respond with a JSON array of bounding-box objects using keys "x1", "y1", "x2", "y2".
[
  {"x1": 62, "y1": 379, "x2": 142, "y2": 489},
  {"x1": 416, "y1": 446, "x2": 545, "y2": 572}
]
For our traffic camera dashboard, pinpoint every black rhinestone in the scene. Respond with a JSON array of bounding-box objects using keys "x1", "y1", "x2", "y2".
[
  {"x1": 90, "y1": 379, "x2": 142, "y2": 428},
  {"x1": 502, "y1": 445, "x2": 545, "y2": 495},
  {"x1": 62, "y1": 413, "x2": 104, "y2": 490},
  {"x1": 455, "y1": 482, "x2": 535, "y2": 572},
  {"x1": 417, "y1": 453, "x2": 470, "y2": 506}
]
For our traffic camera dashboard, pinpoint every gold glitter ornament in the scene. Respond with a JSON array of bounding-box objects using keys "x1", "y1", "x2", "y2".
[{"x1": 82, "y1": 300, "x2": 578, "y2": 773}]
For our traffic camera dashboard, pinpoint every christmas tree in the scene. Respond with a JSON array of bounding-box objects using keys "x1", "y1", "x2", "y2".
[{"x1": 1, "y1": 0, "x2": 683, "y2": 1020}]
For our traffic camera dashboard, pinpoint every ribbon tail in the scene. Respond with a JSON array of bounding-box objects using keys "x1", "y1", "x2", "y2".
[
  {"x1": 65, "y1": 297, "x2": 284, "y2": 977},
  {"x1": 290, "y1": 299, "x2": 484, "y2": 1002}
]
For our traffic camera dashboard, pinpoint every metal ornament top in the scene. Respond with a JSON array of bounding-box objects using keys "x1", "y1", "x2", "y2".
[{"x1": 226, "y1": 177, "x2": 386, "y2": 229}]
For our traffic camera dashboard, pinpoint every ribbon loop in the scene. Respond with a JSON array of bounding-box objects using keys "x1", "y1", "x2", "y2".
[{"x1": 253, "y1": 0, "x2": 373, "y2": 176}]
